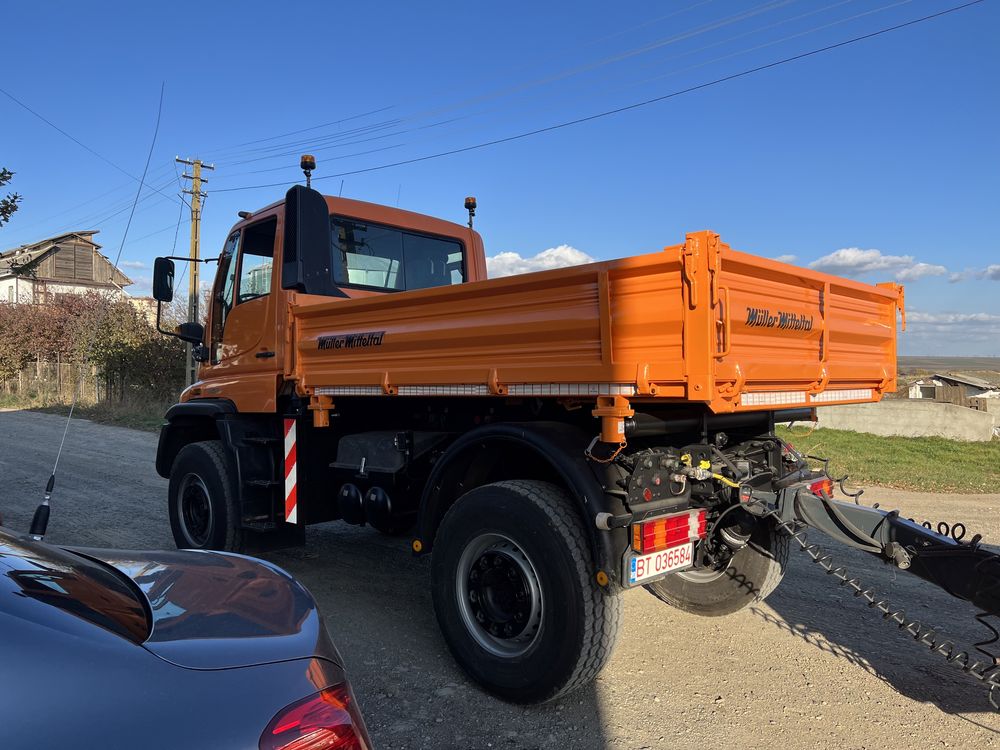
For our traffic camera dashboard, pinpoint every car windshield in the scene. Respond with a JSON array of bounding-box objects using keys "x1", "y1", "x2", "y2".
[{"x1": 0, "y1": 529, "x2": 150, "y2": 643}]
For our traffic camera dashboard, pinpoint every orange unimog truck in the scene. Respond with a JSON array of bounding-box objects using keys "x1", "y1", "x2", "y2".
[{"x1": 151, "y1": 160, "x2": 999, "y2": 704}]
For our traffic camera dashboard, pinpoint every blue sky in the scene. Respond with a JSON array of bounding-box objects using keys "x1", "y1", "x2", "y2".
[{"x1": 2, "y1": 0, "x2": 997, "y2": 354}]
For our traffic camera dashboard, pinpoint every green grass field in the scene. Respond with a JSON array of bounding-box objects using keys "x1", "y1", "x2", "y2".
[{"x1": 776, "y1": 425, "x2": 999, "y2": 494}]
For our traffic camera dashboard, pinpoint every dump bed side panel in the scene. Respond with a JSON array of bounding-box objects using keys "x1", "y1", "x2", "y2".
[
  {"x1": 288, "y1": 232, "x2": 901, "y2": 412},
  {"x1": 290, "y1": 250, "x2": 690, "y2": 398}
]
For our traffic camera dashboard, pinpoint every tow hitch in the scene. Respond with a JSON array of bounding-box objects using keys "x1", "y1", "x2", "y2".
[{"x1": 750, "y1": 486, "x2": 1000, "y2": 708}]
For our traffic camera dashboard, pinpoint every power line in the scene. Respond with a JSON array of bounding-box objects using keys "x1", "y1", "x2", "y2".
[
  {"x1": 123, "y1": 218, "x2": 189, "y2": 246},
  {"x1": 202, "y1": 106, "x2": 398, "y2": 157},
  {"x1": 209, "y1": 0, "x2": 871, "y2": 186},
  {"x1": 219, "y1": 118, "x2": 408, "y2": 166},
  {"x1": 214, "y1": 0, "x2": 984, "y2": 195},
  {"x1": 223, "y1": 143, "x2": 407, "y2": 178},
  {"x1": 15, "y1": 176, "x2": 180, "y2": 246},
  {"x1": 206, "y1": 0, "x2": 795, "y2": 171},
  {"x1": 0, "y1": 161, "x2": 178, "y2": 243},
  {"x1": 623, "y1": 0, "x2": 916, "y2": 90},
  {"x1": 202, "y1": 0, "x2": 775, "y2": 168},
  {"x1": 200, "y1": 2, "x2": 717, "y2": 162},
  {"x1": 0, "y1": 86, "x2": 182, "y2": 208}
]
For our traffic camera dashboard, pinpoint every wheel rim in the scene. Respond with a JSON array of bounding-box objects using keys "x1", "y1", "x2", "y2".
[
  {"x1": 676, "y1": 545, "x2": 740, "y2": 584},
  {"x1": 675, "y1": 565, "x2": 729, "y2": 584},
  {"x1": 178, "y1": 473, "x2": 213, "y2": 547},
  {"x1": 455, "y1": 533, "x2": 543, "y2": 657}
]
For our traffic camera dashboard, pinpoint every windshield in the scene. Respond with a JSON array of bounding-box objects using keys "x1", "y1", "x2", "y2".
[{"x1": 0, "y1": 530, "x2": 150, "y2": 643}]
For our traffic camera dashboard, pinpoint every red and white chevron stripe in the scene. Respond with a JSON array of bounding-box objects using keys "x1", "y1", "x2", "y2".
[{"x1": 284, "y1": 418, "x2": 298, "y2": 524}]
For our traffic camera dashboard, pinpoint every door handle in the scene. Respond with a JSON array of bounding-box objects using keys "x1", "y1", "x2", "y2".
[{"x1": 255, "y1": 351, "x2": 276, "y2": 359}]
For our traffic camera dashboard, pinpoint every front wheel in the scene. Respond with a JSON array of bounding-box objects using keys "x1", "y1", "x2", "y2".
[
  {"x1": 431, "y1": 480, "x2": 622, "y2": 704},
  {"x1": 167, "y1": 440, "x2": 243, "y2": 552},
  {"x1": 644, "y1": 519, "x2": 788, "y2": 616}
]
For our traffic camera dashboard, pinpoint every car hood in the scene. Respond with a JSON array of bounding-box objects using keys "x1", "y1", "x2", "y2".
[{"x1": 70, "y1": 546, "x2": 342, "y2": 670}]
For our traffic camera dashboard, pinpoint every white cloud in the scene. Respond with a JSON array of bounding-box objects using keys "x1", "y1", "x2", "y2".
[
  {"x1": 895, "y1": 262, "x2": 949, "y2": 282},
  {"x1": 901, "y1": 310, "x2": 1000, "y2": 355},
  {"x1": 120, "y1": 260, "x2": 147, "y2": 269},
  {"x1": 947, "y1": 264, "x2": 1000, "y2": 283},
  {"x1": 128, "y1": 274, "x2": 152, "y2": 296},
  {"x1": 772, "y1": 254, "x2": 797, "y2": 264},
  {"x1": 908, "y1": 311, "x2": 1000, "y2": 324},
  {"x1": 808, "y1": 248, "x2": 946, "y2": 282},
  {"x1": 487, "y1": 245, "x2": 594, "y2": 278}
]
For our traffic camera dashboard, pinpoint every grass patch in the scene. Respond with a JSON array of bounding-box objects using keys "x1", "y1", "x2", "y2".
[
  {"x1": 0, "y1": 393, "x2": 169, "y2": 432},
  {"x1": 776, "y1": 425, "x2": 1000, "y2": 494}
]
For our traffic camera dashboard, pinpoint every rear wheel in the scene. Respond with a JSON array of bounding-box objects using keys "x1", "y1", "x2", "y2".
[
  {"x1": 431, "y1": 480, "x2": 622, "y2": 704},
  {"x1": 644, "y1": 520, "x2": 788, "y2": 616},
  {"x1": 167, "y1": 440, "x2": 243, "y2": 552}
]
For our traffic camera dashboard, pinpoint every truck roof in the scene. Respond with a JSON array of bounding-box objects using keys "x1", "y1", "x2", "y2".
[{"x1": 236, "y1": 193, "x2": 475, "y2": 243}]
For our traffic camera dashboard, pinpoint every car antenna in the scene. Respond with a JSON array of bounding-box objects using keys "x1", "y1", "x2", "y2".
[{"x1": 27, "y1": 83, "x2": 165, "y2": 542}]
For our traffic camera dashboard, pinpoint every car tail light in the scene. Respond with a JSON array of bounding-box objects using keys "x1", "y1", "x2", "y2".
[
  {"x1": 260, "y1": 683, "x2": 369, "y2": 750},
  {"x1": 631, "y1": 509, "x2": 706, "y2": 554},
  {"x1": 809, "y1": 478, "x2": 834, "y2": 498}
]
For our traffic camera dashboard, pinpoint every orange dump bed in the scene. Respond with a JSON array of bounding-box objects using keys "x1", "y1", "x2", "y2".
[{"x1": 288, "y1": 231, "x2": 903, "y2": 413}]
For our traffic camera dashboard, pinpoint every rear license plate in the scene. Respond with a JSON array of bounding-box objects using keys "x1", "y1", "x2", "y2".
[{"x1": 628, "y1": 543, "x2": 694, "y2": 585}]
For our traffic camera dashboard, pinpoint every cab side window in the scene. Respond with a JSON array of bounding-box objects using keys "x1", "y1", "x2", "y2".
[
  {"x1": 237, "y1": 218, "x2": 277, "y2": 304},
  {"x1": 211, "y1": 231, "x2": 240, "y2": 362}
]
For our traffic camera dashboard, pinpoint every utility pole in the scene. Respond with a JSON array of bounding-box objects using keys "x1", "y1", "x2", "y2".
[{"x1": 176, "y1": 156, "x2": 214, "y2": 386}]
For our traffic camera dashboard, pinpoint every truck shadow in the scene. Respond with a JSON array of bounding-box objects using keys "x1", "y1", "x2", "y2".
[
  {"x1": 742, "y1": 539, "x2": 1000, "y2": 721},
  {"x1": 267, "y1": 522, "x2": 613, "y2": 750}
]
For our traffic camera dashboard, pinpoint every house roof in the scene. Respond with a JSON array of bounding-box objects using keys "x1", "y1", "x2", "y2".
[
  {"x1": 933, "y1": 373, "x2": 995, "y2": 389},
  {"x1": 0, "y1": 231, "x2": 132, "y2": 287},
  {"x1": 1, "y1": 231, "x2": 101, "y2": 266}
]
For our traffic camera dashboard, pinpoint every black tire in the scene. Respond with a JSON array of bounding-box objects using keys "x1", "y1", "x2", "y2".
[
  {"x1": 431, "y1": 480, "x2": 622, "y2": 704},
  {"x1": 167, "y1": 440, "x2": 243, "y2": 552},
  {"x1": 644, "y1": 520, "x2": 788, "y2": 616}
]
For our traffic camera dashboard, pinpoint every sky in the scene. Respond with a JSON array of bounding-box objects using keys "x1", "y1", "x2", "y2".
[{"x1": 1, "y1": 0, "x2": 997, "y2": 354}]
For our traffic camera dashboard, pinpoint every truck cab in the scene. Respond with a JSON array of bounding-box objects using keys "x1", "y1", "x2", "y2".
[{"x1": 187, "y1": 194, "x2": 488, "y2": 413}]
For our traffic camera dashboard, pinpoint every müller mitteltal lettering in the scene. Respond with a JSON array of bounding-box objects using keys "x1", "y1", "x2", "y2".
[
  {"x1": 744, "y1": 307, "x2": 814, "y2": 332},
  {"x1": 317, "y1": 331, "x2": 386, "y2": 351}
]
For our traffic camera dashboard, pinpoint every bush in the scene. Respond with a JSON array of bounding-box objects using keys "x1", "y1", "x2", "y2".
[{"x1": 0, "y1": 292, "x2": 186, "y2": 403}]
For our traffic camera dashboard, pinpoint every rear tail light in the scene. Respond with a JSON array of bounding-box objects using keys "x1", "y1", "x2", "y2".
[
  {"x1": 260, "y1": 683, "x2": 370, "y2": 750},
  {"x1": 631, "y1": 509, "x2": 706, "y2": 554},
  {"x1": 809, "y1": 478, "x2": 834, "y2": 498}
]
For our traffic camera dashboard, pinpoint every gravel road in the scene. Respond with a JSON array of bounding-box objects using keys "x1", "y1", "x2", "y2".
[{"x1": 2, "y1": 409, "x2": 998, "y2": 749}]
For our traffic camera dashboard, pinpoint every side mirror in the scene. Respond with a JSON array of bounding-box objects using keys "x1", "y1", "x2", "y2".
[
  {"x1": 175, "y1": 321, "x2": 204, "y2": 344},
  {"x1": 153, "y1": 257, "x2": 175, "y2": 302},
  {"x1": 282, "y1": 184, "x2": 333, "y2": 294}
]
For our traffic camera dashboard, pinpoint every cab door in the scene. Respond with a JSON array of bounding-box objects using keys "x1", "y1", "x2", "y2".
[{"x1": 209, "y1": 216, "x2": 279, "y2": 378}]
